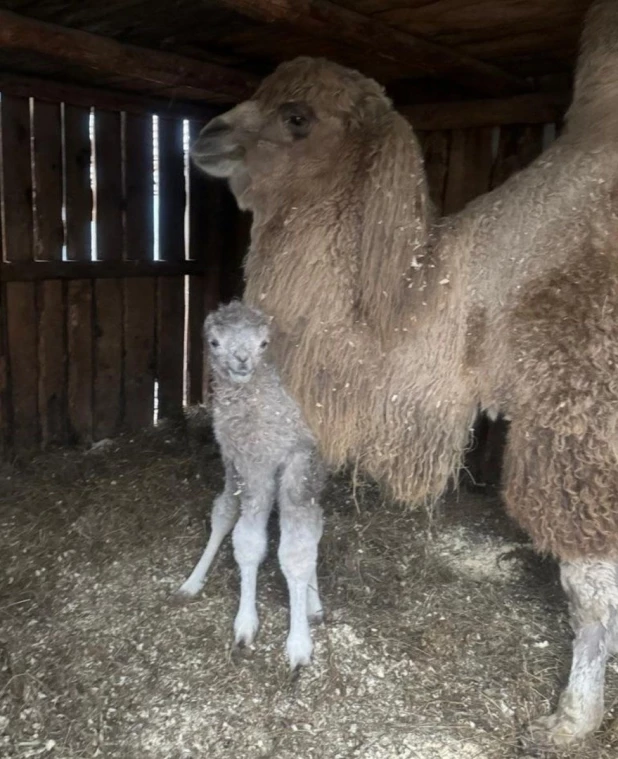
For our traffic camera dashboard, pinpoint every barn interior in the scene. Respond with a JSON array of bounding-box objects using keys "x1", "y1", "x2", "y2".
[{"x1": 1, "y1": 2, "x2": 616, "y2": 758}]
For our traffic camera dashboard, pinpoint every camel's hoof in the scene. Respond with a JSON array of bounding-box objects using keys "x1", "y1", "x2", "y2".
[{"x1": 521, "y1": 712, "x2": 595, "y2": 754}]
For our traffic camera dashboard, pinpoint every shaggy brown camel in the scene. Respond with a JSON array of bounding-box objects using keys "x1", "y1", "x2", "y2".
[{"x1": 189, "y1": 0, "x2": 618, "y2": 749}]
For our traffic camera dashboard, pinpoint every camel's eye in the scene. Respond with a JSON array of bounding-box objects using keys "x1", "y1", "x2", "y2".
[
  {"x1": 260, "y1": 340, "x2": 269, "y2": 349},
  {"x1": 209, "y1": 339, "x2": 220, "y2": 348},
  {"x1": 279, "y1": 102, "x2": 314, "y2": 139}
]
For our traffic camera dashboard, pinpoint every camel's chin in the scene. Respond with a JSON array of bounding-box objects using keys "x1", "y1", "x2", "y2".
[{"x1": 191, "y1": 147, "x2": 245, "y2": 179}]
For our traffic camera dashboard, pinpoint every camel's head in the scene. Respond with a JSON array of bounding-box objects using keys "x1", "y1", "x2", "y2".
[{"x1": 190, "y1": 57, "x2": 393, "y2": 210}]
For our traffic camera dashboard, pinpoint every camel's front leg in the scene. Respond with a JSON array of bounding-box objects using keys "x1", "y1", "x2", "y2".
[{"x1": 526, "y1": 560, "x2": 618, "y2": 748}]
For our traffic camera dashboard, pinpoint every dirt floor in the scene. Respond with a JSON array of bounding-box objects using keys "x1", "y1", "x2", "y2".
[{"x1": 1, "y1": 415, "x2": 617, "y2": 759}]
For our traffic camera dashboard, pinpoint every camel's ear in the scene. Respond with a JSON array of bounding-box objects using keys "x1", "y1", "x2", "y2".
[{"x1": 356, "y1": 112, "x2": 431, "y2": 341}]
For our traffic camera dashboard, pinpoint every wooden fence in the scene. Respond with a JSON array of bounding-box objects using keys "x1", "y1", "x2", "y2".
[{"x1": 0, "y1": 87, "x2": 248, "y2": 457}]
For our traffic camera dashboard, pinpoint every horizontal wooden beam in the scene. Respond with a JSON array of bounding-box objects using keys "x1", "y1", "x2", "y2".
[
  {"x1": 0, "y1": 260, "x2": 213, "y2": 282},
  {"x1": 403, "y1": 93, "x2": 571, "y2": 131},
  {"x1": 0, "y1": 72, "x2": 220, "y2": 122},
  {"x1": 216, "y1": 0, "x2": 530, "y2": 97},
  {"x1": 0, "y1": 10, "x2": 259, "y2": 105}
]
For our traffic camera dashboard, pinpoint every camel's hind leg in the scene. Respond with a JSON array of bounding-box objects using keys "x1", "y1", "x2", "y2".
[{"x1": 527, "y1": 560, "x2": 618, "y2": 748}]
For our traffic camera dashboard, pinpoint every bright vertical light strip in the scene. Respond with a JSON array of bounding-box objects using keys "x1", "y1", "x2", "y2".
[
  {"x1": 60, "y1": 103, "x2": 68, "y2": 261},
  {"x1": 182, "y1": 120, "x2": 191, "y2": 406},
  {"x1": 152, "y1": 114, "x2": 159, "y2": 261},
  {"x1": 89, "y1": 108, "x2": 97, "y2": 261}
]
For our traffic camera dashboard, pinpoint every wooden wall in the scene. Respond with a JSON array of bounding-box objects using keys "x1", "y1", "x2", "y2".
[
  {"x1": 0, "y1": 82, "x2": 559, "y2": 461},
  {"x1": 0, "y1": 89, "x2": 247, "y2": 457}
]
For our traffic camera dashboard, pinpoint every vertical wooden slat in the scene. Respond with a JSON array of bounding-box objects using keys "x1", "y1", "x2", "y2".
[
  {"x1": 156, "y1": 117, "x2": 186, "y2": 420},
  {"x1": 64, "y1": 105, "x2": 92, "y2": 262},
  {"x1": 1, "y1": 95, "x2": 33, "y2": 262},
  {"x1": 33, "y1": 100, "x2": 63, "y2": 261},
  {"x1": 158, "y1": 117, "x2": 185, "y2": 264},
  {"x1": 94, "y1": 110, "x2": 123, "y2": 261},
  {"x1": 443, "y1": 127, "x2": 494, "y2": 215},
  {"x1": 93, "y1": 110, "x2": 124, "y2": 439},
  {"x1": 125, "y1": 113, "x2": 153, "y2": 261},
  {"x1": 37, "y1": 280, "x2": 66, "y2": 446},
  {"x1": 187, "y1": 120, "x2": 212, "y2": 404},
  {"x1": 491, "y1": 125, "x2": 544, "y2": 189},
  {"x1": 64, "y1": 106, "x2": 94, "y2": 444},
  {"x1": 67, "y1": 280, "x2": 93, "y2": 444},
  {"x1": 0, "y1": 284, "x2": 7, "y2": 455},
  {"x1": 2, "y1": 96, "x2": 39, "y2": 450},
  {"x1": 124, "y1": 278, "x2": 156, "y2": 430},
  {"x1": 6, "y1": 284, "x2": 38, "y2": 449},
  {"x1": 93, "y1": 278, "x2": 123, "y2": 440},
  {"x1": 420, "y1": 130, "x2": 450, "y2": 215},
  {"x1": 32, "y1": 100, "x2": 67, "y2": 447},
  {"x1": 0, "y1": 195, "x2": 6, "y2": 454},
  {"x1": 123, "y1": 113, "x2": 155, "y2": 430}
]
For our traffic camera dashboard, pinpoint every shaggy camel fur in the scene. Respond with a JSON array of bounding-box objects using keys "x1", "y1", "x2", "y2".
[
  {"x1": 189, "y1": 0, "x2": 618, "y2": 747},
  {"x1": 177, "y1": 301, "x2": 325, "y2": 669}
]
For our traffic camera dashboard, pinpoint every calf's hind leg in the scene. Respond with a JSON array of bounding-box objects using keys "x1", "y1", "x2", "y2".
[
  {"x1": 527, "y1": 560, "x2": 618, "y2": 748},
  {"x1": 176, "y1": 459, "x2": 240, "y2": 598}
]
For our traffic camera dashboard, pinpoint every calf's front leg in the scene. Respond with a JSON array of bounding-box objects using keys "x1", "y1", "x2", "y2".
[{"x1": 232, "y1": 476, "x2": 275, "y2": 647}]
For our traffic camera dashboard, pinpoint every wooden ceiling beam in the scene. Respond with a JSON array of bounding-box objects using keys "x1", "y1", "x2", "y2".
[
  {"x1": 0, "y1": 10, "x2": 259, "y2": 105},
  {"x1": 0, "y1": 72, "x2": 221, "y2": 121},
  {"x1": 403, "y1": 92, "x2": 570, "y2": 131},
  {"x1": 216, "y1": 0, "x2": 531, "y2": 97}
]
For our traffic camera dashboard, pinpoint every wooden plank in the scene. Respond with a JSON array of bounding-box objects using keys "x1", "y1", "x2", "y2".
[
  {"x1": 402, "y1": 93, "x2": 569, "y2": 131},
  {"x1": 216, "y1": 0, "x2": 529, "y2": 96},
  {"x1": 64, "y1": 105, "x2": 92, "y2": 262},
  {"x1": 0, "y1": 10, "x2": 259, "y2": 104},
  {"x1": 5, "y1": 283, "x2": 38, "y2": 450},
  {"x1": 94, "y1": 110, "x2": 123, "y2": 262},
  {"x1": 32, "y1": 100, "x2": 63, "y2": 261},
  {"x1": 158, "y1": 117, "x2": 186, "y2": 264},
  {"x1": 32, "y1": 100, "x2": 67, "y2": 448},
  {"x1": 1, "y1": 260, "x2": 206, "y2": 281},
  {"x1": 123, "y1": 278, "x2": 156, "y2": 431},
  {"x1": 419, "y1": 131, "x2": 450, "y2": 216},
  {"x1": 187, "y1": 274, "x2": 205, "y2": 405},
  {"x1": 93, "y1": 279, "x2": 123, "y2": 440},
  {"x1": 0, "y1": 72, "x2": 221, "y2": 122},
  {"x1": 67, "y1": 280, "x2": 94, "y2": 444},
  {"x1": 156, "y1": 116, "x2": 187, "y2": 420},
  {"x1": 1, "y1": 95, "x2": 34, "y2": 263},
  {"x1": 124, "y1": 114, "x2": 154, "y2": 261},
  {"x1": 443, "y1": 127, "x2": 494, "y2": 215},
  {"x1": 37, "y1": 279, "x2": 66, "y2": 447},
  {"x1": 156, "y1": 277, "x2": 185, "y2": 421},
  {"x1": 123, "y1": 114, "x2": 156, "y2": 430},
  {"x1": 0, "y1": 285, "x2": 7, "y2": 455}
]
